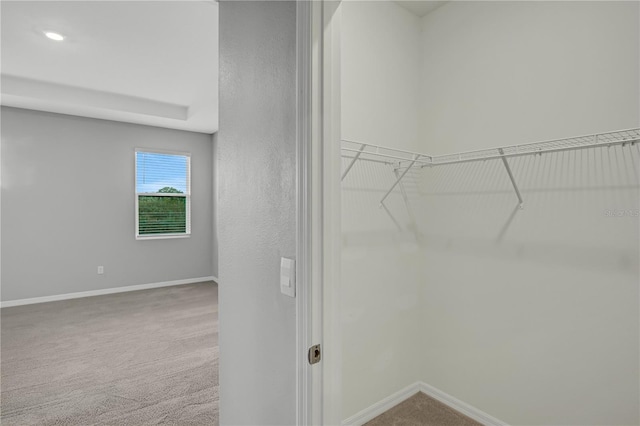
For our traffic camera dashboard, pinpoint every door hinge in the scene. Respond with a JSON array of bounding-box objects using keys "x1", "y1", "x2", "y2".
[{"x1": 308, "y1": 344, "x2": 321, "y2": 365}]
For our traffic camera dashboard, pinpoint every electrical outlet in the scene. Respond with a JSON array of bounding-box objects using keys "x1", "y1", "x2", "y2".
[{"x1": 97, "y1": 266, "x2": 104, "y2": 275}]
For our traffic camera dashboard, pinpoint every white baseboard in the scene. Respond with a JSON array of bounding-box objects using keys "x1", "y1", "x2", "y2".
[
  {"x1": 0, "y1": 276, "x2": 216, "y2": 308},
  {"x1": 342, "y1": 382, "x2": 422, "y2": 425},
  {"x1": 211, "y1": 276, "x2": 219, "y2": 283},
  {"x1": 342, "y1": 381, "x2": 507, "y2": 426},
  {"x1": 419, "y1": 382, "x2": 508, "y2": 426}
]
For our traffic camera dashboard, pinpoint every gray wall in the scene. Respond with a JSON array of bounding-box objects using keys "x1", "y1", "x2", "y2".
[
  {"x1": 1, "y1": 106, "x2": 214, "y2": 301},
  {"x1": 218, "y1": 2, "x2": 297, "y2": 425},
  {"x1": 211, "y1": 132, "x2": 218, "y2": 279}
]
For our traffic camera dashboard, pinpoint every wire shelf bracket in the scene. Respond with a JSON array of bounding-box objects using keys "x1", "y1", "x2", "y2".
[
  {"x1": 498, "y1": 148, "x2": 524, "y2": 209},
  {"x1": 341, "y1": 144, "x2": 366, "y2": 182},
  {"x1": 394, "y1": 168, "x2": 417, "y2": 232},
  {"x1": 380, "y1": 201, "x2": 403, "y2": 231},
  {"x1": 379, "y1": 154, "x2": 421, "y2": 207}
]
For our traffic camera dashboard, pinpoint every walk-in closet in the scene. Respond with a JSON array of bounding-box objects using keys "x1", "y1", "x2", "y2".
[{"x1": 338, "y1": 1, "x2": 639, "y2": 425}]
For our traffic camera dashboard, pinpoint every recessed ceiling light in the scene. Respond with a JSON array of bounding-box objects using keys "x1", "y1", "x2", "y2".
[{"x1": 44, "y1": 31, "x2": 65, "y2": 41}]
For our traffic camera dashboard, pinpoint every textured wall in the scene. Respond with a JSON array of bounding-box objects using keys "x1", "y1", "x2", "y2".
[
  {"x1": 1, "y1": 107, "x2": 214, "y2": 301},
  {"x1": 217, "y1": 2, "x2": 297, "y2": 425}
]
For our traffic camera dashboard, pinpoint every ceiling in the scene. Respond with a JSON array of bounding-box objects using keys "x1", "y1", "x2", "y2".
[
  {"x1": 1, "y1": 1, "x2": 218, "y2": 134},
  {"x1": 394, "y1": 1, "x2": 448, "y2": 17}
]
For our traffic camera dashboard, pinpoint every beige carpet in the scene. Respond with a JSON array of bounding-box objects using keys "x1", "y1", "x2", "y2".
[
  {"x1": 1, "y1": 282, "x2": 218, "y2": 425},
  {"x1": 364, "y1": 392, "x2": 482, "y2": 426}
]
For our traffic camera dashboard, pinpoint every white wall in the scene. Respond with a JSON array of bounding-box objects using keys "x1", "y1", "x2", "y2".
[
  {"x1": 1, "y1": 106, "x2": 215, "y2": 302},
  {"x1": 420, "y1": 1, "x2": 639, "y2": 152},
  {"x1": 340, "y1": 1, "x2": 639, "y2": 425},
  {"x1": 418, "y1": 2, "x2": 639, "y2": 425},
  {"x1": 217, "y1": 2, "x2": 297, "y2": 425},
  {"x1": 341, "y1": 0, "x2": 422, "y2": 152},
  {"x1": 340, "y1": 1, "x2": 424, "y2": 420}
]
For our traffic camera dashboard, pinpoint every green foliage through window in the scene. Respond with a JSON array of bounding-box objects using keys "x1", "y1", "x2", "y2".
[{"x1": 138, "y1": 194, "x2": 186, "y2": 235}]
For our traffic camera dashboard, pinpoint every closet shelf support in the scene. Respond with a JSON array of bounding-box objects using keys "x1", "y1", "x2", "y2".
[
  {"x1": 499, "y1": 148, "x2": 524, "y2": 209},
  {"x1": 394, "y1": 168, "x2": 417, "y2": 233},
  {"x1": 341, "y1": 144, "x2": 366, "y2": 181},
  {"x1": 379, "y1": 154, "x2": 420, "y2": 207}
]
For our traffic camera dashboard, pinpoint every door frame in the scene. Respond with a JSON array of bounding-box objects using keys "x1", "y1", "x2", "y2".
[
  {"x1": 297, "y1": 1, "x2": 343, "y2": 424},
  {"x1": 296, "y1": 0, "x2": 315, "y2": 424}
]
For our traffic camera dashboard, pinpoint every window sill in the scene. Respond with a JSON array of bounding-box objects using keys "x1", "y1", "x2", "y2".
[{"x1": 136, "y1": 234, "x2": 191, "y2": 240}]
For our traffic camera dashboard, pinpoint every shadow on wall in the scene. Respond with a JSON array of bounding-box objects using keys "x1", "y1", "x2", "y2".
[{"x1": 342, "y1": 142, "x2": 640, "y2": 273}]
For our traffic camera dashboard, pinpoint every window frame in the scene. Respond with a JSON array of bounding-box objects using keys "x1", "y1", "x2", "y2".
[{"x1": 134, "y1": 148, "x2": 192, "y2": 240}]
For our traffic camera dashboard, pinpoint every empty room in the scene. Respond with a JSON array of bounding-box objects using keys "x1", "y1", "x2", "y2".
[{"x1": 1, "y1": 1, "x2": 219, "y2": 424}]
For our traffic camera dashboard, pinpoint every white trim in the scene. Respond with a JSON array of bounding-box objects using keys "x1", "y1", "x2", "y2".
[
  {"x1": 136, "y1": 233, "x2": 191, "y2": 240},
  {"x1": 419, "y1": 382, "x2": 508, "y2": 426},
  {"x1": 321, "y1": 1, "x2": 344, "y2": 425},
  {"x1": 0, "y1": 276, "x2": 215, "y2": 308},
  {"x1": 296, "y1": 0, "x2": 314, "y2": 425},
  {"x1": 341, "y1": 382, "x2": 508, "y2": 426},
  {"x1": 211, "y1": 275, "x2": 219, "y2": 283},
  {"x1": 134, "y1": 148, "x2": 192, "y2": 239},
  {"x1": 342, "y1": 382, "x2": 422, "y2": 426},
  {"x1": 135, "y1": 147, "x2": 192, "y2": 157}
]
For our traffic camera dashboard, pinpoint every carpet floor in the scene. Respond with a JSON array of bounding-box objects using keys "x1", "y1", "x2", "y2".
[
  {"x1": 1, "y1": 282, "x2": 218, "y2": 426},
  {"x1": 364, "y1": 392, "x2": 482, "y2": 426}
]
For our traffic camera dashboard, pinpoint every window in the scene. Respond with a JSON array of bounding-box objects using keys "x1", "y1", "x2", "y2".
[{"x1": 135, "y1": 149, "x2": 191, "y2": 239}]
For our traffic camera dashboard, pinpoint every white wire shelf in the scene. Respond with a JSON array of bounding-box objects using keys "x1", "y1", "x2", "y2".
[
  {"x1": 429, "y1": 128, "x2": 640, "y2": 166},
  {"x1": 343, "y1": 128, "x2": 639, "y2": 168},
  {"x1": 341, "y1": 141, "x2": 432, "y2": 165},
  {"x1": 341, "y1": 128, "x2": 640, "y2": 209}
]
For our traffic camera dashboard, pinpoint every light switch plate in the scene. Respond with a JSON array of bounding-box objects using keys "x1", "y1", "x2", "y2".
[{"x1": 280, "y1": 257, "x2": 296, "y2": 298}]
